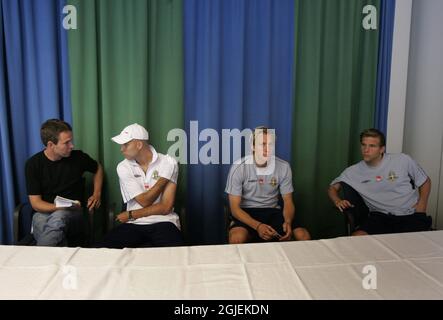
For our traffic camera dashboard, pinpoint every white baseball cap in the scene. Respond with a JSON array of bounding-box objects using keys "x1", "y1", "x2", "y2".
[{"x1": 111, "y1": 123, "x2": 149, "y2": 144}]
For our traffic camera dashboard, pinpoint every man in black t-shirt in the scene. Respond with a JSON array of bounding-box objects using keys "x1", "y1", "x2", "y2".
[{"x1": 25, "y1": 119, "x2": 103, "y2": 246}]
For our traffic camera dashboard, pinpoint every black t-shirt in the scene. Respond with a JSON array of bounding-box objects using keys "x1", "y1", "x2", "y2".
[{"x1": 25, "y1": 150, "x2": 99, "y2": 204}]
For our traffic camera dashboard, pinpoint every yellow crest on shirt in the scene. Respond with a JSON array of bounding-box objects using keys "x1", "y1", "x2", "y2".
[
  {"x1": 270, "y1": 177, "x2": 277, "y2": 187},
  {"x1": 387, "y1": 171, "x2": 398, "y2": 182},
  {"x1": 152, "y1": 170, "x2": 159, "y2": 180}
]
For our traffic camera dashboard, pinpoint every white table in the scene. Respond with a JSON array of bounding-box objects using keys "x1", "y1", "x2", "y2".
[{"x1": 1, "y1": 230, "x2": 443, "y2": 299}]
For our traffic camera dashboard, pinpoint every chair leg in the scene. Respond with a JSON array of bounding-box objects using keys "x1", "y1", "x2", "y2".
[{"x1": 89, "y1": 211, "x2": 94, "y2": 246}]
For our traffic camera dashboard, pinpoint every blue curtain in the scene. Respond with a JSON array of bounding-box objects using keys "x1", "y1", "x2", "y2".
[
  {"x1": 184, "y1": 0, "x2": 295, "y2": 244},
  {"x1": 375, "y1": 0, "x2": 395, "y2": 135},
  {"x1": 0, "y1": 0, "x2": 72, "y2": 244},
  {"x1": 0, "y1": 0, "x2": 14, "y2": 245}
]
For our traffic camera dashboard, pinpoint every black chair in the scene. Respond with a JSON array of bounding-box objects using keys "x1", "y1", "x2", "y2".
[
  {"x1": 13, "y1": 202, "x2": 37, "y2": 245},
  {"x1": 13, "y1": 175, "x2": 113, "y2": 246},
  {"x1": 13, "y1": 199, "x2": 94, "y2": 247},
  {"x1": 339, "y1": 182, "x2": 369, "y2": 236}
]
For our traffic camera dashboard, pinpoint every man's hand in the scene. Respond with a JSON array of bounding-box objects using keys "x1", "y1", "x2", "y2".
[
  {"x1": 115, "y1": 211, "x2": 130, "y2": 223},
  {"x1": 279, "y1": 221, "x2": 292, "y2": 241},
  {"x1": 328, "y1": 184, "x2": 354, "y2": 213},
  {"x1": 334, "y1": 199, "x2": 354, "y2": 212},
  {"x1": 87, "y1": 193, "x2": 101, "y2": 212},
  {"x1": 257, "y1": 223, "x2": 280, "y2": 241}
]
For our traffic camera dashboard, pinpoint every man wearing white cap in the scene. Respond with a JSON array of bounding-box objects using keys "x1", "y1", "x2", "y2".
[{"x1": 97, "y1": 123, "x2": 183, "y2": 248}]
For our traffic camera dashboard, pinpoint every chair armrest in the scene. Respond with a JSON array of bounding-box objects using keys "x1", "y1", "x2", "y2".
[{"x1": 108, "y1": 202, "x2": 116, "y2": 233}]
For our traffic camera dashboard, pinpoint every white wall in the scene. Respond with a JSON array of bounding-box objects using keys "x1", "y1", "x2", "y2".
[
  {"x1": 402, "y1": 0, "x2": 443, "y2": 229},
  {"x1": 386, "y1": 0, "x2": 412, "y2": 153}
]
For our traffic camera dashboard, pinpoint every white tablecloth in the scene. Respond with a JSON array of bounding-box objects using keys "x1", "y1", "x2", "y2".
[{"x1": 1, "y1": 230, "x2": 443, "y2": 299}]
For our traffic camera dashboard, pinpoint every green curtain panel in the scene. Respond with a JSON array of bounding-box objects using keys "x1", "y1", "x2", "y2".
[
  {"x1": 292, "y1": 0, "x2": 380, "y2": 239},
  {"x1": 67, "y1": 0, "x2": 184, "y2": 238}
]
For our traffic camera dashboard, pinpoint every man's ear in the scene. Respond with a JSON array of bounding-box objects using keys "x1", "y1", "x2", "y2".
[{"x1": 381, "y1": 145, "x2": 386, "y2": 154}]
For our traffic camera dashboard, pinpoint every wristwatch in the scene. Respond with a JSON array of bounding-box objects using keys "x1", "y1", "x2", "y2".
[{"x1": 128, "y1": 210, "x2": 135, "y2": 221}]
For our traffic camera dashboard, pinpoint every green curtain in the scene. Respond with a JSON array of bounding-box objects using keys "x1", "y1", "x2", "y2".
[
  {"x1": 292, "y1": 0, "x2": 380, "y2": 239},
  {"x1": 67, "y1": 0, "x2": 184, "y2": 238}
]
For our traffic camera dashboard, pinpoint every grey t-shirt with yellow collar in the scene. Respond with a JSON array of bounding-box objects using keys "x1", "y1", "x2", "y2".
[
  {"x1": 225, "y1": 155, "x2": 294, "y2": 208},
  {"x1": 330, "y1": 153, "x2": 428, "y2": 216}
]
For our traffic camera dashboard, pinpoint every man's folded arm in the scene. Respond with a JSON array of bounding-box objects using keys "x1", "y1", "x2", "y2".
[
  {"x1": 133, "y1": 177, "x2": 169, "y2": 208},
  {"x1": 29, "y1": 195, "x2": 57, "y2": 213},
  {"x1": 130, "y1": 181, "x2": 177, "y2": 218}
]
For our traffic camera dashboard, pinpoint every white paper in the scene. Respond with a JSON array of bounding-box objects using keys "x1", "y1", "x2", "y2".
[{"x1": 54, "y1": 196, "x2": 80, "y2": 208}]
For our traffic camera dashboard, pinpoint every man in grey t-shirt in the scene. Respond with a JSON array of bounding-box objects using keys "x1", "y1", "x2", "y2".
[
  {"x1": 328, "y1": 128, "x2": 432, "y2": 236},
  {"x1": 225, "y1": 127, "x2": 310, "y2": 244}
]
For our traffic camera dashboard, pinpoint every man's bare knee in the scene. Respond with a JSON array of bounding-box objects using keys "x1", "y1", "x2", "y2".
[
  {"x1": 352, "y1": 230, "x2": 368, "y2": 236},
  {"x1": 229, "y1": 228, "x2": 250, "y2": 244},
  {"x1": 293, "y1": 227, "x2": 311, "y2": 241}
]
